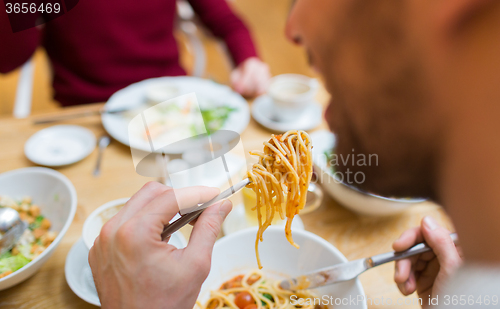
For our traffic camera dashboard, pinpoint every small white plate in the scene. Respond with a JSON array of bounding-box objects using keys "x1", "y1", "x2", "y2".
[
  {"x1": 222, "y1": 203, "x2": 304, "y2": 236},
  {"x1": 25, "y1": 125, "x2": 96, "y2": 166},
  {"x1": 65, "y1": 233, "x2": 187, "y2": 307},
  {"x1": 251, "y1": 94, "x2": 322, "y2": 132}
]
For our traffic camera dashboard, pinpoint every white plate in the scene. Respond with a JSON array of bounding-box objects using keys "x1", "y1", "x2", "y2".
[
  {"x1": 65, "y1": 233, "x2": 187, "y2": 307},
  {"x1": 310, "y1": 130, "x2": 425, "y2": 216},
  {"x1": 251, "y1": 94, "x2": 322, "y2": 132},
  {"x1": 222, "y1": 203, "x2": 304, "y2": 235},
  {"x1": 64, "y1": 239, "x2": 100, "y2": 306},
  {"x1": 102, "y1": 77, "x2": 250, "y2": 154},
  {"x1": 24, "y1": 125, "x2": 96, "y2": 166}
]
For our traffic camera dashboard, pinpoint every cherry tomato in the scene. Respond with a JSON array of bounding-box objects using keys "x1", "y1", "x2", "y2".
[
  {"x1": 243, "y1": 305, "x2": 258, "y2": 309},
  {"x1": 234, "y1": 292, "x2": 255, "y2": 309},
  {"x1": 221, "y1": 275, "x2": 244, "y2": 289}
]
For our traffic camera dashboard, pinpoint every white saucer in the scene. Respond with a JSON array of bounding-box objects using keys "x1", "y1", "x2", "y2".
[
  {"x1": 65, "y1": 233, "x2": 187, "y2": 307},
  {"x1": 65, "y1": 239, "x2": 100, "y2": 306},
  {"x1": 25, "y1": 125, "x2": 96, "y2": 166},
  {"x1": 222, "y1": 203, "x2": 305, "y2": 235},
  {"x1": 251, "y1": 95, "x2": 322, "y2": 132}
]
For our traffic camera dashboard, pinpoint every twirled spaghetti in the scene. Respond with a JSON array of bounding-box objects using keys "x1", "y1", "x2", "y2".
[
  {"x1": 246, "y1": 130, "x2": 313, "y2": 269},
  {"x1": 196, "y1": 270, "x2": 326, "y2": 309}
]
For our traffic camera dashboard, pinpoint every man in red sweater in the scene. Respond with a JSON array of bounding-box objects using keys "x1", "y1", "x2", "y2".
[{"x1": 0, "y1": 0, "x2": 269, "y2": 106}]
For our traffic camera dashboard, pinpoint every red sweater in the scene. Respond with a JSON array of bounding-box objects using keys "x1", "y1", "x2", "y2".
[{"x1": 0, "y1": 0, "x2": 257, "y2": 106}]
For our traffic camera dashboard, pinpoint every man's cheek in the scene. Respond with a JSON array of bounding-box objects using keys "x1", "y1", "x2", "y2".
[
  {"x1": 324, "y1": 100, "x2": 335, "y2": 132},
  {"x1": 324, "y1": 97, "x2": 345, "y2": 135}
]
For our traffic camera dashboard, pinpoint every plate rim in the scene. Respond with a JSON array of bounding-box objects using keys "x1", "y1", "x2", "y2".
[{"x1": 64, "y1": 238, "x2": 101, "y2": 306}]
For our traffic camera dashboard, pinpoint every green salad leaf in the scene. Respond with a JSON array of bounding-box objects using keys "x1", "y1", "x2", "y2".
[
  {"x1": 201, "y1": 107, "x2": 237, "y2": 134},
  {"x1": 0, "y1": 253, "x2": 31, "y2": 273},
  {"x1": 0, "y1": 252, "x2": 12, "y2": 260},
  {"x1": 29, "y1": 215, "x2": 45, "y2": 230}
]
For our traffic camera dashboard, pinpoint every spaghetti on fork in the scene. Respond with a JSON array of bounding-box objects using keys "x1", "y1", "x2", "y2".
[{"x1": 246, "y1": 130, "x2": 313, "y2": 269}]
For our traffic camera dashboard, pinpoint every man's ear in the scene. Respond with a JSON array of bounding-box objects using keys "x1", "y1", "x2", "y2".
[{"x1": 435, "y1": 0, "x2": 493, "y2": 34}]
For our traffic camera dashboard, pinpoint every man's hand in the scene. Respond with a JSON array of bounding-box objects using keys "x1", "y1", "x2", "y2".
[
  {"x1": 230, "y1": 57, "x2": 270, "y2": 97},
  {"x1": 393, "y1": 216, "x2": 462, "y2": 307},
  {"x1": 88, "y1": 182, "x2": 232, "y2": 309}
]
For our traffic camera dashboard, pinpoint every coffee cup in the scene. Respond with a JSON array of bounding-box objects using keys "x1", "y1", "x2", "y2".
[{"x1": 267, "y1": 74, "x2": 319, "y2": 122}]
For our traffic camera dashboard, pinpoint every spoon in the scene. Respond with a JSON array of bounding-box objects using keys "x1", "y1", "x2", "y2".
[
  {"x1": 0, "y1": 208, "x2": 28, "y2": 255},
  {"x1": 93, "y1": 135, "x2": 111, "y2": 177}
]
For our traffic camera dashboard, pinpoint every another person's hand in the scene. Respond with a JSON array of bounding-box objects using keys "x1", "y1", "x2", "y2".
[
  {"x1": 230, "y1": 57, "x2": 270, "y2": 97},
  {"x1": 88, "y1": 182, "x2": 232, "y2": 309},
  {"x1": 393, "y1": 216, "x2": 462, "y2": 308}
]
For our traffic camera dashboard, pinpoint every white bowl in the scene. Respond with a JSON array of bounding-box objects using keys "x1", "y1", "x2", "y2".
[
  {"x1": 0, "y1": 167, "x2": 77, "y2": 290},
  {"x1": 82, "y1": 198, "x2": 130, "y2": 250},
  {"x1": 310, "y1": 130, "x2": 425, "y2": 216},
  {"x1": 200, "y1": 226, "x2": 366, "y2": 309}
]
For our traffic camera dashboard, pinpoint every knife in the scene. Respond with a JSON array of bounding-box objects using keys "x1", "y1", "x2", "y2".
[
  {"x1": 279, "y1": 233, "x2": 458, "y2": 290},
  {"x1": 33, "y1": 107, "x2": 130, "y2": 125}
]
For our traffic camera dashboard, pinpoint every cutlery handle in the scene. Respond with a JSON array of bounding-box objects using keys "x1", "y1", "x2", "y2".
[
  {"x1": 93, "y1": 148, "x2": 104, "y2": 177},
  {"x1": 160, "y1": 178, "x2": 251, "y2": 240},
  {"x1": 93, "y1": 136, "x2": 110, "y2": 177},
  {"x1": 33, "y1": 110, "x2": 99, "y2": 124},
  {"x1": 368, "y1": 233, "x2": 458, "y2": 268},
  {"x1": 161, "y1": 208, "x2": 204, "y2": 241}
]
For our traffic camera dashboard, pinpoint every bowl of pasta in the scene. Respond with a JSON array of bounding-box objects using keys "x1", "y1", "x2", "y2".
[
  {"x1": 197, "y1": 226, "x2": 367, "y2": 309},
  {"x1": 0, "y1": 167, "x2": 77, "y2": 290},
  {"x1": 310, "y1": 130, "x2": 426, "y2": 216}
]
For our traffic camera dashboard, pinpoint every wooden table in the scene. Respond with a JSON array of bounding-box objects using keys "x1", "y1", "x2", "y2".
[{"x1": 0, "y1": 96, "x2": 453, "y2": 309}]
